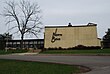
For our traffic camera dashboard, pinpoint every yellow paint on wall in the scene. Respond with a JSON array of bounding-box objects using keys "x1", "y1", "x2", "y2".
[{"x1": 45, "y1": 24, "x2": 101, "y2": 48}]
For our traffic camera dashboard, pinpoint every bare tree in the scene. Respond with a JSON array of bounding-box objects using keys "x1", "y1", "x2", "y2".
[{"x1": 3, "y1": 0, "x2": 43, "y2": 49}]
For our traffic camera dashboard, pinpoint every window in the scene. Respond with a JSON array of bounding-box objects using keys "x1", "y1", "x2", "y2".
[
  {"x1": 38, "y1": 41, "x2": 41, "y2": 44},
  {"x1": 29, "y1": 41, "x2": 33, "y2": 44},
  {"x1": 17, "y1": 42, "x2": 20, "y2": 44}
]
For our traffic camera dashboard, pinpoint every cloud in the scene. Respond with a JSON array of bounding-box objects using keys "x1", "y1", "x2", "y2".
[{"x1": 0, "y1": 0, "x2": 110, "y2": 38}]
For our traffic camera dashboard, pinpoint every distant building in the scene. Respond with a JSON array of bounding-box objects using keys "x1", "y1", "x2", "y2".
[
  {"x1": 5, "y1": 39, "x2": 44, "y2": 49},
  {"x1": 45, "y1": 23, "x2": 101, "y2": 48},
  {"x1": 0, "y1": 33, "x2": 12, "y2": 49},
  {"x1": 0, "y1": 34, "x2": 44, "y2": 49}
]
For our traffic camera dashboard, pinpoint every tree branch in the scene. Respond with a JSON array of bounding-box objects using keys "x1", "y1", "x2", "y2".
[{"x1": 3, "y1": 0, "x2": 43, "y2": 40}]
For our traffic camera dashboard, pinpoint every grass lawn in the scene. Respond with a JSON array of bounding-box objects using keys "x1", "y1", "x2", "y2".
[
  {"x1": 0, "y1": 49, "x2": 28, "y2": 55},
  {"x1": 0, "y1": 59, "x2": 79, "y2": 74},
  {"x1": 41, "y1": 49, "x2": 110, "y2": 54}
]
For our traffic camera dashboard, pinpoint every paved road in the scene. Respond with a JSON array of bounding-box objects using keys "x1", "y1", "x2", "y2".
[{"x1": 0, "y1": 54, "x2": 110, "y2": 74}]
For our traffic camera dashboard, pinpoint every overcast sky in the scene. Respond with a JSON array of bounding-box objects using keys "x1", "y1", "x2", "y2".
[{"x1": 0, "y1": 0, "x2": 110, "y2": 39}]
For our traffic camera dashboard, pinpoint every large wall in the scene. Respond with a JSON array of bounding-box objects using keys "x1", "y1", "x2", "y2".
[{"x1": 45, "y1": 24, "x2": 101, "y2": 48}]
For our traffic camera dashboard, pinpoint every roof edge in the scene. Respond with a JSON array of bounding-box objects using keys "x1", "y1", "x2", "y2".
[{"x1": 45, "y1": 24, "x2": 97, "y2": 28}]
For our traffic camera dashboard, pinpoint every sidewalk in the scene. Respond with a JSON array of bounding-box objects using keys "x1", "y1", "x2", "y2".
[
  {"x1": 38, "y1": 54, "x2": 110, "y2": 56},
  {"x1": 11, "y1": 52, "x2": 39, "y2": 55},
  {"x1": 10, "y1": 53, "x2": 110, "y2": 56}
]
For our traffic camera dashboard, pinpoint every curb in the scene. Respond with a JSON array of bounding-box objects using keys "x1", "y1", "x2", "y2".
[{"x1": 38, "y1": 54, "x2": 110, "y2": 56}]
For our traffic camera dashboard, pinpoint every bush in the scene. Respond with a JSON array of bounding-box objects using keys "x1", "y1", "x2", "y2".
[
  {"x1": 75, "y1": 45, "x2": 86, "y2": 49},
  {"x1": 44, "y1": 45, "x2": 101, "y2": 50}
]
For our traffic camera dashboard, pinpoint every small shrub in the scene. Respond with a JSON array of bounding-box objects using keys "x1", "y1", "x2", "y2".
[{"x1": 75, "y1": 45, "x2": 86, "y2": 49}]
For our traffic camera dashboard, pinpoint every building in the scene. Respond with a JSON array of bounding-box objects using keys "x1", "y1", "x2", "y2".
[
  {"x1": 0, "y1": 34, "x2": 44, "y2": 50},
  {"x1": 5, "y1": 39, "x2": 44, "y2": 49},
  {"x1": 0, "y1": 33, "x2": 12, "y2": 49},
  {"x1": 0, "y1": 23, "x2": 101, "y2": 49},
  {"x1": 45, "y1": 23, "x2": 101, "y2": 48}
]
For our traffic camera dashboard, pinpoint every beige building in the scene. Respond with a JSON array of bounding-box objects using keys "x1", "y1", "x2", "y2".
[{"x1": 44, "y1": 23, "x2": 101, "y2": 48}]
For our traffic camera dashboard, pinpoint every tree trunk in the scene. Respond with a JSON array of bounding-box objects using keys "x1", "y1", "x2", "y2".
[{"x1": 21, "y1": 34, "x2": 24, "y2": 49}]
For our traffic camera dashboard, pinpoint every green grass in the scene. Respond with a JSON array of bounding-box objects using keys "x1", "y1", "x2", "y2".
[
  {"x1": 0, "y1": 59, "x2": 79, "y2": 74},
  {"x1": 41, "y1": 49, "x2": 110, "y2": 54},
  {"x1": 0, "y1": 49, "x2": 28, "y2": 55}
]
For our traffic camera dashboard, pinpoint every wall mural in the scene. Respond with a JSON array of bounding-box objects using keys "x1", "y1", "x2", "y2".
[{"x1": 51, "y1": 28, "x2": 62, "y2": 43}]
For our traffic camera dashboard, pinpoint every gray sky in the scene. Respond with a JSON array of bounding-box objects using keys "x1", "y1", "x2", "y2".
[{"x1": 0, "y1": 0, "x2": 110, "y2": 39}]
